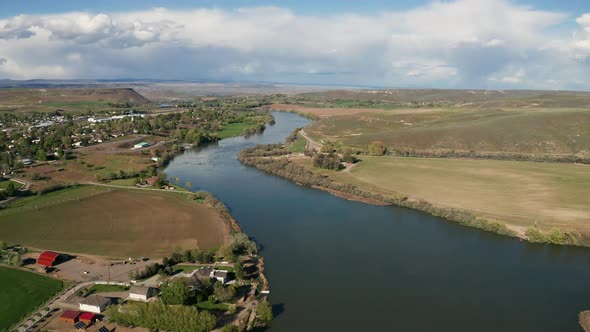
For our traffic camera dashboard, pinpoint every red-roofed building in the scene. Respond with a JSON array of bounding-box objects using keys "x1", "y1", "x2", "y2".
[
  {"x1": 37, "y1": 251, "x2": 62, "y2": 267},
  {"x1": 79, "y1": 312, "x2": 96, "y2": 324},
  {"x1": 59, "y1": 310, "x2": 80, "y2": 324}
]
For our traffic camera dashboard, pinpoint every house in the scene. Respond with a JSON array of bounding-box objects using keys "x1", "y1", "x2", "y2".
[
  {"x1": 59, "y1": 310, "x2": 80, "y2": 324},
  {"x1": 133, "y1": 142, "x2": 150, "y2": 149},
  {"x1": 210, "y1": 270, "x2": 228, "y2": 283},
  {"x1": 128, "y1": 286, "x2": 156, "y2": 301},
  {"x1": 79, "y1": 312, "x2": 96, "y2": 325},
  {"x1": 37, "y1": 251, "x2": 62, "y2": 267},
  {"x1": 79, "y1": 295, "x2": 112, "y2": 314}
]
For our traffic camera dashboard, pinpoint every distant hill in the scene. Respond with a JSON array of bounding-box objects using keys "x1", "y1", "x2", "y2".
[
  {"x1": 0, "y1": 88, "x2": 150, "y2": 113},
  {"x1": 297, "y1": 89, "x2": 590, "y2": 109}
]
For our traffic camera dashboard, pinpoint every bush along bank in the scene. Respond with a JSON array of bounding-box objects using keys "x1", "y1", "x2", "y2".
[{"x1": 238, "y1": 143, "x2": 590, "y2": 247}]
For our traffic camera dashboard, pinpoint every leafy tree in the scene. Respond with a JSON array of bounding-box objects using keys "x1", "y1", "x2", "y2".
[
  {"x1": 36, "y1": 149, "x2": 47, "y2": 161},
  {"x1": 5, "y1": 181, "x2": 16, "y2": 197},
  {"x1": 256, "y1": 299, "x2": 273, "y2": 322},
  {"x1": 368, "y1": 141, "x2": 386, "y2": 156},
  {"x1": 234, "y1": 260, "x2": 244, "y2": 280},
  {"x1": 105, "y1": 301, "x2": 215, "y2": 332},
  {"x1": 0, "y1": 241, "x2": 7, "y2": 249},
  {"x1": 214, "y1": 285, "x2": 237, "y2": 302},
  {"x1": 10, "y1": 253, "x2": 22, "y2": 266},
  {"x1": 161, "y1": 280, "x2": 191, "y2": 305},
  {"x1": 221, "y1": 325, "x2": 241, "y2": 332}
]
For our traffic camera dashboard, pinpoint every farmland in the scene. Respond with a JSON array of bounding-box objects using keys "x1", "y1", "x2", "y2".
[
  {"x1": 322, "y1": 156, "x2": 590, "y2": 234},
  {"x1": 0, "y1": 185, "x2": 230, "y2": 257},
  {"x1": 0, "y1": 88, "x2": 149, "y2": 114},
  {"x1": 0, "y1": 266, "x2": 63, "y2": 331},
  {"x1": 304, "y1": 108, "x2": 590, "y2": 155}
]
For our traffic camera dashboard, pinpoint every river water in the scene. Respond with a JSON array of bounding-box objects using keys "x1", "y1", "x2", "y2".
[{"x1": 165, "y1": 112, "x2": 590, "y2": 332}]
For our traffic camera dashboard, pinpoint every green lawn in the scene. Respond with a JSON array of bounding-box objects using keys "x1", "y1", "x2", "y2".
[
  {"x1": 0, "y1": 179, "x2": 21, "y2": 190},
  {"x1": 0, "y1": 266, "x2": 63, "y2": 331},
  {"x1": 196, "y1": 300, "x2": 229, "y2": 311},
  {"x1": 288, "y1": 133, "x2": 307, "y2": 153},
  {"x1": 173, "y1": 264, "x2": 234, "y2": 273},
  {"x1": 217, "y1": 123, "x2": 257, "y2": 139},
  {"x1": 87, "y1": 284, "x2": 129, "y2": 295}
]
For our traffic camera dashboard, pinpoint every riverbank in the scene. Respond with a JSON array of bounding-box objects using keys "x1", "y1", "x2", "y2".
[
  {"x1": 581, "y1": 311, "x2": 590, "y2": 332},
  {"x1": 238, "y1": 139, "x2": 590, "y2": 248}
]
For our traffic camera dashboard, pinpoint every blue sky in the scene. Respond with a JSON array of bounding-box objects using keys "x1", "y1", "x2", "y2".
[
  {"x1": 1, "y1": 0, "x2": 590, "y2": 89},
  {"x1": 1, "y1": 0, "x2": 588, "y2": 17}
]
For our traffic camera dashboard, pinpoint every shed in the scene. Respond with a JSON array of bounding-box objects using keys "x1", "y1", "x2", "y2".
[
  {"x1": 79, "y1": 312, "x2": 96, "y2": 324},
  {"x1": 37, "y1": 251, "x2": 62, "y2": 267},
  {"x1": 129, "y1": 286, "x2": 155, "y2": 301},
  {"x1": 59, "y1": 310, "x2": 80, "y2": 324},
  {"x1": 79, "y1": 295, "x2": 111, "y2": 314}
]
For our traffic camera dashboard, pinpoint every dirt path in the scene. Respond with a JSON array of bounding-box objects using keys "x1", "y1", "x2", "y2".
[
  {"x1": 83, "y1": 182, "x2": 193, "y2": 194},
  {"x1": 300, "y1": 130, "x2": 323, "y2": 151}
]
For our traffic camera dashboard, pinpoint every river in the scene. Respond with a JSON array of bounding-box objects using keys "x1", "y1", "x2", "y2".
[{"x1": 165, "y1": 112, "x2": 590, "y2": 331}]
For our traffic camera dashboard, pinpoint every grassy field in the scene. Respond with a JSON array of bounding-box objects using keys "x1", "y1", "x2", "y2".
[
  {"x1": 0, "y1": 186, "x2": 229, "y2": 257},
  {"x1": 87, "y1": 284, "x2": 129, "y2": 295},
  {"x1": 0, "y1": 266, "x2": 63, "y2": 331},
  {"x1": 196, "y1": 300, "x2": 229, "y2": 311},
  {"x1": 325, "y1": 156, "x2": 590, "y2": 233},
  {"x1": 305, "y1": 108, "x2": 590, "y2": 155},
  {"x1": 218, "y1": 122, "x2": 258, "y2": 139},
  {"x1": 172, "y1": 264, "x2": 234, "y2": 273},
  {"x1": 0, "y1": 88, "x2": 149, "y2": 114},
  {"x1": 288, "y1": 133, "x2": 307, "y2": 153}
]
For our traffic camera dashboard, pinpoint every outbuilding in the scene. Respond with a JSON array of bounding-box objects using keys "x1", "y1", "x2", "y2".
[
  {"x1": 79, "y1": 312, "x2": 96, "y2": 325},
  {"x1": 128, "y1": 286, "x2": 156, "y2": 301},
  {"x1": 59, "y1": 310, "x2": 80, "y2": 324},
  {"x1": 133, "y1": 142, "x2": 149, "y2": 149},
  {"x1": 79, "y1": 295, "x2": 111, "y2": 314},
  {"x1": 37, "y1": 251, "x2": 62, "y2": 267}
]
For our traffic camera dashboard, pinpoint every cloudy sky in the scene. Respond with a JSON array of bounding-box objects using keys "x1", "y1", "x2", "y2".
[{"x1": 1, "y1": 0, "x2": 590, "y2": 89}]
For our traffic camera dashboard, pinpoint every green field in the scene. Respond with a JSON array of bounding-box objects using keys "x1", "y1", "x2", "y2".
[
  {"x1": 327, "y1": 156, "x2": 590, "y2": 233},
  {"x1": 87, "y1": 284, "x2": 129, "y2": 295},
  {"x1": 0, "y1": 266, "x2": 63, "y2": 331},
  {"x1": 196, "y1": 300, "x2": 229, "y2": 311},
  {"x1": 217, "y1": 122, "x2": 258, "y2": 139},
  {"x1": 288, "y1": 133, "x2": 307, "y2": 153},
  {"x1": 0, "y1": 179, "x2": 21, "y2": 190},
  {"x1": 173, "y1": 264, "x2": 234, "y2": 273},
  {"x1": 0, "y1": 185, "x2": 229, "y2": 257},
  {"x1": 306, "y1": 108, "x2": 590, "y2": 155}
]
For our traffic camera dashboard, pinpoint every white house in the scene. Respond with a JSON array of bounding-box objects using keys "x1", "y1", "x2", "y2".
[
  {"x1": 210, "y1": 270, "x2": 228, "y2": 284},
  {"x1": 128, "y1": 286, "x2": 155, "y2": 301},
  {"x1": 79, "y1": 295, "x2": 111, "y2": 314}
]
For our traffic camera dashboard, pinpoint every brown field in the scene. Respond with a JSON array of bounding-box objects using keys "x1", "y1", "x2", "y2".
[
  {"x1": 317, "y1": 156, "x2": 590, "y2": 234},
  {"x1": 0, "y1": 88, "x2": 149, "y2": 113},
  {"x1": 269, "y1": 103, "x2": 384, "y2": 117},
  {"x1": 0, "y1": 186, "x2": 230, "y2": 258}
]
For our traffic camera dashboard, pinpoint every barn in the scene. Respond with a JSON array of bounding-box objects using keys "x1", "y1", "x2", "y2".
[{"x1": 37, "y1": 251, "x2": 62, "y2": 267}]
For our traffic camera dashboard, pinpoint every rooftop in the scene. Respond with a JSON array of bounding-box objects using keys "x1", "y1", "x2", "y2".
[{"x1": 80, "y1": 295, "x2": 111, "y2": 307}]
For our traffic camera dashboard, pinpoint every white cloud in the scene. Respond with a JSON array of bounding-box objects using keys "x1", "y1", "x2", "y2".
[{"x1": 0, "y1": 0, "x2": 588, "y2": 88}]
